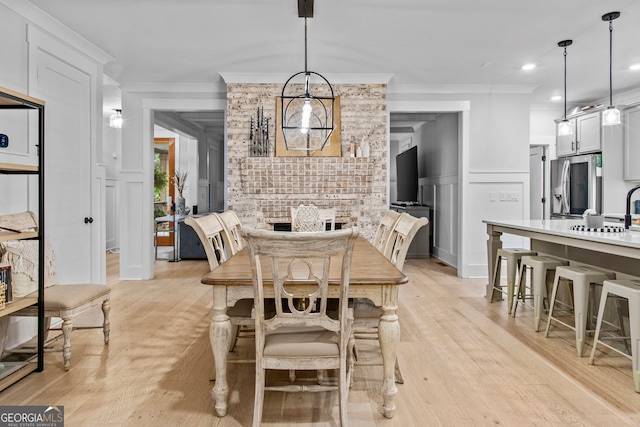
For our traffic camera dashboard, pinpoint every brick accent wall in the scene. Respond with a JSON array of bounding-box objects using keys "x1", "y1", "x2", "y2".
[{"x1": 226, "y1": 83, "x2": 388, "y2": 240}]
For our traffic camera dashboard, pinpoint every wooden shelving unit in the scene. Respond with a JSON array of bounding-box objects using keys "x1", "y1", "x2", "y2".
[{"x1": 0, "y1": 85, "x2": 45, "y2": 391}]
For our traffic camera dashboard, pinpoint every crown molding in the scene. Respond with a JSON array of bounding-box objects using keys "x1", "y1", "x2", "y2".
[
  {"x1": 388, "y1": 83, "x2": 538, "y2": 95},
  {"x1": 219, "y1": 72, "x2": 393, "y2": 85},
  {"x1": 122, "y1": 82, "x2": 227, "y2": 94}
]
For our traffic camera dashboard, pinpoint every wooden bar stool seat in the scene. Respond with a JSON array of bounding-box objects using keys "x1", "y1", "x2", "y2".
[
  {"x1": 512, "y1": 255, "x2": 569, "y2": 331},
  {"x1": 490, "y1": 248, "x2": 536, "y2": 314},
  {"x1": 544, "y1": 266, "x2": 615, "y2": 356},
  {"x1": 589, "y1": 279, "x2": 640, "y2": 393}
]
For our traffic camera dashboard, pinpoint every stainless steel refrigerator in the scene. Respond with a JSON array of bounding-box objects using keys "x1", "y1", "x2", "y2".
[{"x1": 550, "y1": 153, "x2": 602, "y2": 219}]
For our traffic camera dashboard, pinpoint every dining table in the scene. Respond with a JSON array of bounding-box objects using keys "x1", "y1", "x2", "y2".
[{"x1": 200, "y1": 235, "x2": 408, "y2": 419}]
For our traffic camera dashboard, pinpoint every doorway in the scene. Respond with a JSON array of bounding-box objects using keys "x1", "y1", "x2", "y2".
[
  {"x1": 390, "y1": 111, "x2": 460, "y2": 270},
  {"x1": 154, "y1": 138, "x2": 175, "y2": 247},
  {"x1": 529, "y1": 146, "x2": 545, "y2": 220}
]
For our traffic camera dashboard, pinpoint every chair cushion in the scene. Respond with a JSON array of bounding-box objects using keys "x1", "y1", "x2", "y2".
[
  {"x1": 26, "y1": 284, "x2": 109, "y2": 310},
  {"x1": 264, "y1": 326, "x2": 339, "y2": 357}
]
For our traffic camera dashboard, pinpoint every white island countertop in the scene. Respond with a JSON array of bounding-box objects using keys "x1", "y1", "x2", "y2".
[
  {"x1": 482, "y1": 219, "x2": 640, "y2": 250},
  {"x1": 483, "y1": 218, "x2": 640, "y2": 299}
]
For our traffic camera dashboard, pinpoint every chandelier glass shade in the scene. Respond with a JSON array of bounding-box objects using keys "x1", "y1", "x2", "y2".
[{"x1": 557, "y1": 119, "x2": 573, "y2": 136}]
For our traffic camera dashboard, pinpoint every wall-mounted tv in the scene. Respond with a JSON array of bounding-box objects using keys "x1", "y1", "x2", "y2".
[{"x1": 396, "y1": 146, "x2": 419, "y2": 203}]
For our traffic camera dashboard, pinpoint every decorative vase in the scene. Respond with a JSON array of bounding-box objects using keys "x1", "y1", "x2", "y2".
[
  {"x1": 175, "y1": 195, "x2": 186, "y2": 215},
  {"x1": 362, "y1": 141, "x2": 370, "y2": 158}
]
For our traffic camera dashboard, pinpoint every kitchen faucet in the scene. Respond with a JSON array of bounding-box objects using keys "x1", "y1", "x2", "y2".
[{"x1": 625, "y1": 184, "x2": 640, "y2": 229}]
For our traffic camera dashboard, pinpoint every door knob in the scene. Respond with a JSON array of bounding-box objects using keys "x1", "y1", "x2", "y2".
[{"x1": 84, "y1": 217, "x2": 94, "y2": 224}]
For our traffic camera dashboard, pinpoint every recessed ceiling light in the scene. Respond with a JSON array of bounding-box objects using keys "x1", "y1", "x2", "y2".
[
  {"x1": 521, "y1": 63, "x2": 536, "y2": 71},
  {"x1": 551, "y1": 95, "x2": 562, "y2": 101},
  {"x1": 630, "y1": 63, "x2": 640, "y2": 71}
]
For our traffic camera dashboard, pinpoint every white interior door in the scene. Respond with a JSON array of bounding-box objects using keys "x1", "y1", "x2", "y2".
[
  {"x1": 35, "y1": 51, "x2": 93, "y2": 283},
  {"x1": 530, "y1": 146, "x2": 545, "y2": 220}
]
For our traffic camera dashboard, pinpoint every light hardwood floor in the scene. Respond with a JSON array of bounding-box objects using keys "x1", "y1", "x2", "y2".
[{"x1": 1, "y1": 254, "x2": 638, "y2": 426}]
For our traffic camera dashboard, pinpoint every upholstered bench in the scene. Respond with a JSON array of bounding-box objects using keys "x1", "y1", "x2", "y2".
[{"x1": 18, "y1": 284, "x2": 111, "y2": 370}]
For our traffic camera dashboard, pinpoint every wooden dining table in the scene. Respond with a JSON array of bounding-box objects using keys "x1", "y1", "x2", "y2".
[{"x1": 200, "y1": 235, "x2": 408, "y2": 419}]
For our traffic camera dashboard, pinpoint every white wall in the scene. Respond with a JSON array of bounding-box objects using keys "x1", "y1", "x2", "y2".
[
  {"x1": 388, "y1": 89, "x2": 532, "y2": 278},
  {"x1": 119, "y1": 91, "x2": 225, "y2": 279},
  {"x1": 0, "y1": 1, "x2": 112, "y2": 347}
]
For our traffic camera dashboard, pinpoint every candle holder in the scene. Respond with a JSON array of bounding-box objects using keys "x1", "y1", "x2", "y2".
[{"x1": 249, "y1": 107, "x2": 270, "y2": 157}]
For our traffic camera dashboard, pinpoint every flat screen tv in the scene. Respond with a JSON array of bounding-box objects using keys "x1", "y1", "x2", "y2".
[{"x1": 396, "y1": 146, "x2": 419, "y2": 203}]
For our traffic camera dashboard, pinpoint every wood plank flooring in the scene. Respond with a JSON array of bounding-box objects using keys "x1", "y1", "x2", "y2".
[{"x1": 0, "y1": 254, "x2": 638, "y2": 426}]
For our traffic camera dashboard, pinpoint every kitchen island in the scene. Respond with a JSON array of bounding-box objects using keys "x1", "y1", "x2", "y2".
[{"x1": 484, "y1": 219, "x2": 640, "y2": 301}]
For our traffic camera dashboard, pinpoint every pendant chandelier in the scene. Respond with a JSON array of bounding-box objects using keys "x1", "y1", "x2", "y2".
[
  {"x1": 557, "y1": 40, "x2": 573, "y2": 137},
  {"x1": 602, "y1": 11, "x2": 621, "y2": 127},
  {"x1": 280, "y1": 0, "x2": 335, "y2": 152}
]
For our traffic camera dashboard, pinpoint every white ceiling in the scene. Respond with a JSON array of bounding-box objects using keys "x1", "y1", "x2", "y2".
[{"x1": 29, "y1": 0, "x2": 640, "y2": 127}]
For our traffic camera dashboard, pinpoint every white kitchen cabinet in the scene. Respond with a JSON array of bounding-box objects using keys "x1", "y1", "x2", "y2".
[
  {"x1": 555, "y1": 111, "x2": 602, "y2": 157},
  {"x1": 624, "y1": 105, "x2": 640, "y2": 181},
  {"x1": 576, "y1": 112, "x2": 602, "y2": 154}
]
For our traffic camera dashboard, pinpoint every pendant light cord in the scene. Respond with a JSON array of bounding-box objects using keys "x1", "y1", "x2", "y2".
[
  {"x1": 608, "y1": 19, "x2": 613, "y2": 107},
  {"x1": 563, "y1": 46, "x2": 568, "y2": 120},
  {"x1": 304, "y1": 0, "x2": 308, "y2": 73}
]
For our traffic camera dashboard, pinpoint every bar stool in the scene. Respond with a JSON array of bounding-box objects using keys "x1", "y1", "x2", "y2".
[
  {"x1": 512, "y1": 255, "x2": 569, "y2": 331},
  {"x1": 490, "y1": 248, "x2": 537, "y2": 314},
  {"x1": 589, "y1": 279, "x2": 640, "y2": 393},
  {"x1": 544, "y1": 265, "x2": 615, "y2": 356}
]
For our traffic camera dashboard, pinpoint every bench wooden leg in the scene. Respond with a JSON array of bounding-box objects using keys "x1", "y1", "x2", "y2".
[
  {"x1": 61, "y1": 318, "x2": 73, "y2": 371},
  {"x1": 102, "y1": 298, "x2": 111, "y2": 344}
]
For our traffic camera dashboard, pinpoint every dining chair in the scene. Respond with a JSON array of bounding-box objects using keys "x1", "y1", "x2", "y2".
[
  {"x1": 184, "y1": 214, "x2": 228, "y2": 270},
  {"x1": 353, "y1": 212, "x2": 429, "y2": 383},
  {"x1": 385, "y1": 213, "x2": 429, "y2": 270},
  {"x1": 318, "y1": 207, "x2": 337, "y2": 231},
  {"x1": 372, "y1": 210, "x2": 402, "y2": 254},
  {"x1": 184, "y1": 214, "x2": 255, "y2": 376},
  {"x1": 291, "y1": 204, "x2": 325, "y2": 232},
  {"x1": 243, "y1": 227, "x2": 359, "y2": 427},
  {"x1": 215, "y1": 210, "x2": 245, "y2": 255}
]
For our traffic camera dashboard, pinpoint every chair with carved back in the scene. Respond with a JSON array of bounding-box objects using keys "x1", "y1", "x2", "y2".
[
  {"x1": 353, "y1": 212, "x2": 429, "y2": 383},
  {"x1": 215, "y1": 210, "x2": 245, "y2": 256},
  {"x1": 243, "y1": 227, "x2": 359, "y2": 427},
  {"x1": 386, "y1": 213, "x2": 429, "y2": 270},
  {"x1": 184, "y1": 214, "x2": 228, "y2": 270},
  {"x1": 372, "y1": 210, "x2": 401, "y2": 254},
  {"x1": 184, "y1": 214, "x2": 254, "y2": 377},
  {"x1": 291, "y1": 204, "x2": 326, "y2": 232},
  {"x1": 184, "y1": 213, "x2": 254, "y2": 330},
  {"x1": 318, "y1": 208, "x2": 337, "y2": 231}
]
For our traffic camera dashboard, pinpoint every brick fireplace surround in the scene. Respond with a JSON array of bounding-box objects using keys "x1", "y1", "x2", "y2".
[{"x1": 225, "y1": 83, "x2": 388, "y2": 241}]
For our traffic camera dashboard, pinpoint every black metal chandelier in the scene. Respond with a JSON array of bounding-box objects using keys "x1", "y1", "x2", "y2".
[{"x1": 281, "y1": 0, "x2": 335, "y2": 152}]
